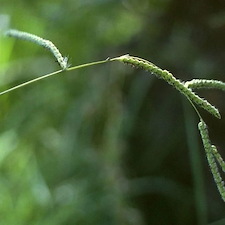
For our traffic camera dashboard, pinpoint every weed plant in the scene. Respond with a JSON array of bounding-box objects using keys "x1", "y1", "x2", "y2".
[{"x1": 3, "y1": 29, "x2": 225, "y2": 204}]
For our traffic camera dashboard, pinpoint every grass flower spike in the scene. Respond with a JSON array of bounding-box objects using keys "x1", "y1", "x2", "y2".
[
  {"x1": 2, "y1": 30, "x2": 225, "y2": 202},
  {"x1": 5, "y1": 29, "x2": 68, "y2": 70},
  {"x1": 198, "y1": 120, "x2": 225, "y2": 201},
  {"x1": 185, "y1": 79, "x2": 225, "y2": 91},
  {"x1": 111, "y1": 55, "x2": 220, "y2": 119},
  {"x1": 211, "y1": 145, "x2": 225, "y2": 173}
]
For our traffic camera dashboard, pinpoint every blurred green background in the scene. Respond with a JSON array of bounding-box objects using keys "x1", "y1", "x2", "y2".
[{"x1": 1, "y1": 0, "x2": 225, "y2": 224}]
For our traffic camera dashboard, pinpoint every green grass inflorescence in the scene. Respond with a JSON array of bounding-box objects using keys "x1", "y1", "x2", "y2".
[{"x1": 2, "y1": 29, "x2": 225, "y2": 202}]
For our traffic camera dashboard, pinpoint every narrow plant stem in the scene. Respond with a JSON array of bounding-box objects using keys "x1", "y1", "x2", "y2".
[
  {"x1": 66, "y1": 59, "x2": 110, "y2": 71},
  {"x1": 186, "y1": 97, "x2": 203, "y2": 121},
  {"x1": 0, "y1": 59, "x2": 110, "y2": 96},
  {"x1": 0, "y1": 70, "x2": 63, "y2": 96}
]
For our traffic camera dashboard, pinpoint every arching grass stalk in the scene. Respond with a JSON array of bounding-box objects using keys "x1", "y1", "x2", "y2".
[
  {"x1": 2, "y1": 30, "x2": 225, "y2": 201},
  {"x1": 3, "y1": 30, "x2": 219, "y2": 118},
  {"x1": 0, "y1": 59, "x2": 110, "y2": 96}
]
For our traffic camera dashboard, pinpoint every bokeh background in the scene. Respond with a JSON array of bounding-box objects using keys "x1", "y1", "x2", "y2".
[{"x1": 1, "y1": 0, "x2": 225, "y2": 224}]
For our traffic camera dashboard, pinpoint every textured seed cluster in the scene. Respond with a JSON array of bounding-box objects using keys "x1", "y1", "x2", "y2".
[
  {"x1": 198, "y1": 121, "x2": 225, "y2": 201},
  {"x1": 185, "y1": 79, "x2": 225, "y2": 91},
  {"x1": 115, "y1": 55, "x2": 220, "y2": 119},
  {"x1": 113, "y1": 54, "x2": 225, "y2": 201},
  {"x1": 5, "y1": 29, "x2": 68, "y2": 70},
  {"x1": 211, "y1": 145, "x2": 225, "y2": 173}
]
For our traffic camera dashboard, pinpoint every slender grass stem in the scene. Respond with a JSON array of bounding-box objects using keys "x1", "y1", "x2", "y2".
[
  {"x1": 0, "y1": 70, "x2": 62, "y2": 96},
  {"x1": 0, "y1": 59, "x2": 110, "y2": 96},
  {"x1": 66, "y1": 58, "x2": 110, "y2": 72}
]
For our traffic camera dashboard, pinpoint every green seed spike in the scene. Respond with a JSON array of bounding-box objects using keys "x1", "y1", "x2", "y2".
[
  {"x1": 212, "y1": 145, "x2": 225, "y2": 173},
  {"x1": 185, "y1": 79, "x2": 225, "y2": 91},
  {"x1": 5, "y1": 29, "x2": 68, "y2": 70},
  {"x1": 198, "y1": 120, "x2": 225, "y2": 201},
  {"x1": 111, "y1": 55, "x2": 220, "y2": 119}
]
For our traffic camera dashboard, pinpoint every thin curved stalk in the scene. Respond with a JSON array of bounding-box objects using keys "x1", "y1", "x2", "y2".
[{"x1": 0, "y1": 59, "x2": 110, "y2": 96}]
